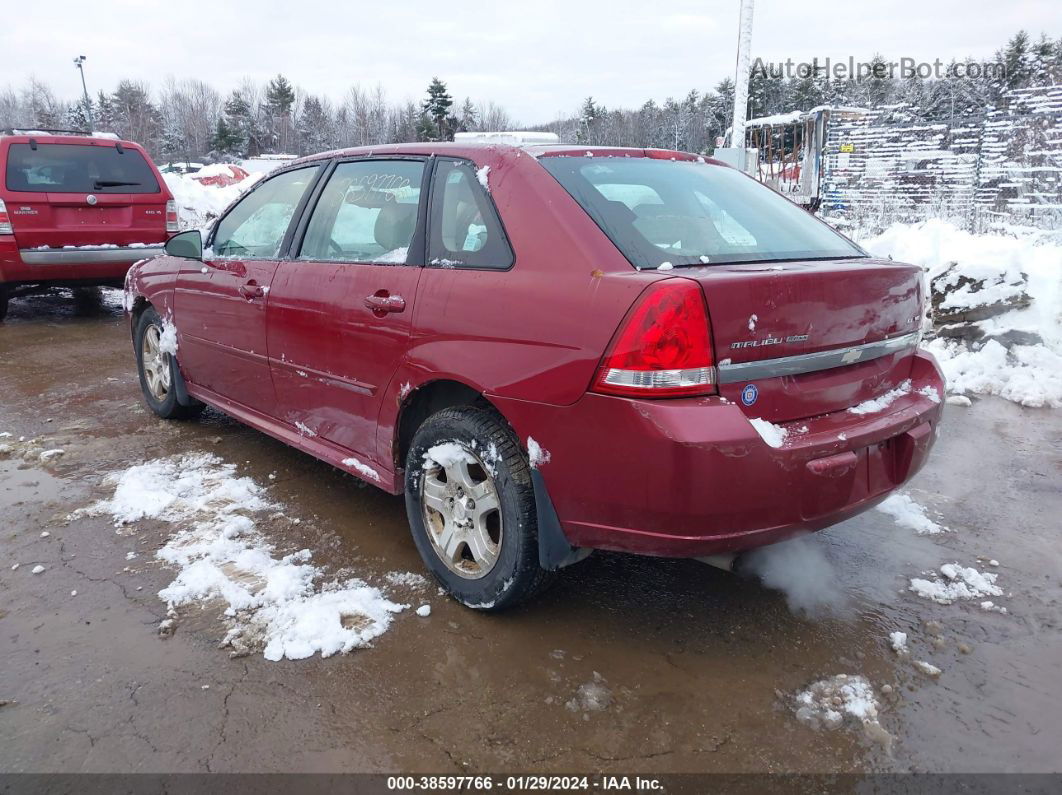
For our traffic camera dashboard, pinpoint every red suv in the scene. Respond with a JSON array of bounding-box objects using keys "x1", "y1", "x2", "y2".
[
  {"x1": 0, "y1": 130, "x2": 175, "y2": 320},
  {"x1": 124, "y1": 142, "x2": 944, "y2": 609}
]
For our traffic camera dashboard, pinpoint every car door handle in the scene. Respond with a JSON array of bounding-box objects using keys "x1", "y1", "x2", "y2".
[
  {"x1": 364, "y1": 292, "x2": 406, "y2": 315},
  {"x1": 239, "y1": 281, "x2": 265, "y2": 300}
]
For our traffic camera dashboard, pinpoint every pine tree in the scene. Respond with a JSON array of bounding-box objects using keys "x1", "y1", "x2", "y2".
[
  {"x1": 458, "y1": 97, "x2": 477, "y2": 132},
  {"x1": 1029, "y1": 34, "x2": 1056, "y2": 87},
  {"x1": 265, "y1": 74, "x2": 296, "y2": 152},
  {"x1": 222, "y1": 90, "x2": 254, "y2": 156},
  {"x1": 1003, "y1": 31, "x2": 1032, "y2": 91},
  {"x1": 64, "y1": 97, "x2": 94, "y2": 132},
  {"x1": 790, "y1": 75, "x2": 823, "y2": 112},
  {"x1": 298, "y1": 95, "x2": 333, "y2": 155},
  {"x1": 421, "y1": 78, "x2": 455, "y2": 140},
  {"x1": 95, "y1": 90, "x2": 115, "y2": 131},
  {"x1": 415, "y1": 113, "x2": 439, "y2": 142},
  {"x1": 577, "y1": 96, "x2": 604, "y2": 144},
  {"x1": 209, "y1": 116, "x2": 241, "y2": 158},
  {"x1": 265, "y1": 74, "x2": 296, "y2": 115}
]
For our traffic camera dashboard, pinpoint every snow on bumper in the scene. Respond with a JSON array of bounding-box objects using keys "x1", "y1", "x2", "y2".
[
  {"x1": 1, "y1": 239, "x2": 165, "y2": 283},
  {"x1": 494, "y1": 351, "x2": 945, "y2": 558}
]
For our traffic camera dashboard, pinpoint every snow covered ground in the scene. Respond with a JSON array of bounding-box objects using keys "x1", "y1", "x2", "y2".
[
  {"x1": 853, "y1": 220, "x2": 1062, "y2": 408},
  {"x1": 77, "y1": 453, "x2": 420, "y2": 661}
]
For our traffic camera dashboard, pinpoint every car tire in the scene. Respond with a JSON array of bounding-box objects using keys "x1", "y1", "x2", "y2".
[
  {"x1": 405, "y1": 406, "x2": 555, "y2": 611},
  {"x1": 134, "y1": 306, "x2": 203, "y2": 421},
  {"x1": 0, "y1": 285, "x2": 9, "y2": 322}
]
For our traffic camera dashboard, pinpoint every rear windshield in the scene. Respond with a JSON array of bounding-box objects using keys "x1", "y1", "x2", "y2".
[
  {"x1": 5, "y1": 143, "x2": 161, "y2": 194},
  {"x1": 539, "y1": 156, "x2": 865, "y2": 268}
]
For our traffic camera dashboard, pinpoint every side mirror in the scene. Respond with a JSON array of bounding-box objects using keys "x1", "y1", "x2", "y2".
[{"x1": 165, "y1": 229, "x2": 203, "y2": 260}]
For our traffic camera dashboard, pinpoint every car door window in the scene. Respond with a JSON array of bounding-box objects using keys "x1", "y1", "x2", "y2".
[
  {"x1": 211, "y1": 166, "x2": 320, "y2": 258},
  {"x1": 428, "y1": 160, "x2": 513, "y2": 269},
  {"x1": 299, "y1": 160, "x2": 424, "y2": 264}
]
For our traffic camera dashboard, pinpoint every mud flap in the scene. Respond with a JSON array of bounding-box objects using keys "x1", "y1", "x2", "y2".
[
  {"x1": 170, "y1": 357, "x2": 195, "y2": 407},
  {"x1": 532, "y1": 469, "x2": 590, "y2": 570}
]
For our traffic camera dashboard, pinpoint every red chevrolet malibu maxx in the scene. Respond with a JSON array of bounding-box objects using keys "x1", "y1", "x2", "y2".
[
  {"x1": 124, "y1": 141, "x2": 944, "y2": 609},
  {"x1": 0, "y1": 130, "x2": 176, "y2": 319}
]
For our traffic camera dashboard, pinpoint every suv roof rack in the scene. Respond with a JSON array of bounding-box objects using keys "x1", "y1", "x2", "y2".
[{"x1": 1, "y1": 127, "x2": 91, "y2": 136}]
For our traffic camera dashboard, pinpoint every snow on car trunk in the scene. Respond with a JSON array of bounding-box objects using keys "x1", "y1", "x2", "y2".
[{"x1": 78, "y1": 453, "x2": 407, "y2": 660}]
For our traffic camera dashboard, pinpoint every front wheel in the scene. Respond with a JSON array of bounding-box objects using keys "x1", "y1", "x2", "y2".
[
  {"x1": 404, "y1": 407, "x2": 554, "y2": 610},
  {"x1": 134, "y1": 307, "x2": 203, "y2": 420}
]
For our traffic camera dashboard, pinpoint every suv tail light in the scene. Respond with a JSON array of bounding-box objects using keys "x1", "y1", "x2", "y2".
[
  {"x1": 592, "y1": 278, "x2": 717, "y2": 398},
  {"x1": 165, "y1": 200, "x2": 179, "y2": 232},
  {"x1": 0, "y1": 199, "x2": 12, "y2": 235}
]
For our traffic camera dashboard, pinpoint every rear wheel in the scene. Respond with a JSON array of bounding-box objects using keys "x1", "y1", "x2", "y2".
[
  {"x1": 134, "y1": 307, "x2": 203, "y2": 420},
  {"x1": 0, "y1": 285, "x2": 9, "y2": 322},
  {"x1": 404, "y1": 407, "x2": 554, "y2": 610}
]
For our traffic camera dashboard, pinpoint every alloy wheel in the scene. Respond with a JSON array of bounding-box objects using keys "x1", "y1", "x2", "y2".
[{"x1": 421, "y1": 446, "x2": 503, "y2": 579}]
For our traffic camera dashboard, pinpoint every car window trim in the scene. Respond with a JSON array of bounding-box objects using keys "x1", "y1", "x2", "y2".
[
  {"x1": 425, "y1": 156, "x2": 516, "y2": 273},
  {"x1": 286, "y1": 154, "x2": 431, "y2": 267},
  {"x1": 205, "y1": 162, "x2": 327, "y2": 258}
]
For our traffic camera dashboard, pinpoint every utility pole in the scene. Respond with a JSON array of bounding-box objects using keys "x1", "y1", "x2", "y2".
[
  {"x1": 73, "y1": 55, "x2": 95, "y2": 131},
  {"x1": 730, "y1": 0, "x2": 754, "y2": 149}
]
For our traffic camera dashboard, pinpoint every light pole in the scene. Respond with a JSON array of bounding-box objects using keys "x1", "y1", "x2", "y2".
[
  {"x1": 730, "y1": 0, "x2": 755, "y2": 151},
  {"x1": 73, "y1": 55, "x2": 95, "y2": 131}
]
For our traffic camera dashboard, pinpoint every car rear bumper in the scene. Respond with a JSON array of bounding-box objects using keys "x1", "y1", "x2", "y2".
[
  {"x1": 18, "y1": 246, "x2": 165, "y2": 266},
  {"x1": 0, "y1": 238, "x2": 163, "y2": 283},
  {"x1": 493, "y1": 350, "x2": 946, "y2": 558}
]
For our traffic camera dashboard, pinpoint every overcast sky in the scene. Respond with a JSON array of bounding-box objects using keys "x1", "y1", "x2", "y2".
[{"x1": 3, "y1": 0, "x2": 1059, "y2": 122}]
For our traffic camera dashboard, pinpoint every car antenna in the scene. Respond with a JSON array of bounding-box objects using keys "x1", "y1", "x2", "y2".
[{"x1": 115, "y1": 141, "x2": 125, "y2": 154}]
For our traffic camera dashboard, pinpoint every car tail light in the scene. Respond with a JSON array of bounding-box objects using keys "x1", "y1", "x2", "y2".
[
  {"x1": 592, "y1": 278, "x2": 717, "y2": 397},
  {"x1": 165, "y1": 200, "x2": 179, "y2": 232},
  {"x1": 0, "y1": 199, "x2": 12, "y2": 235}
]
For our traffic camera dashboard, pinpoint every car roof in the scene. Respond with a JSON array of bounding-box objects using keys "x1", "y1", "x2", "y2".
[
  {"x1": 0, "y1": 130, "x2": 145, "y2": 149},
  {"x1": 287, "y1": 141, "x2": 726, "y2": 168}
]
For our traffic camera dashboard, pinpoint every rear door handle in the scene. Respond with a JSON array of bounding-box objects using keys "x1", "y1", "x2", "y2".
[
  {"x1": 364, "y1": 291, "x2": 406, "y2": 315},
  {"x1": 239, "y1": 280, "x2": 265, "y2": 299}
]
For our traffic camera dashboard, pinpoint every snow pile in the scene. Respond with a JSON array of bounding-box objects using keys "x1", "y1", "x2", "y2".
[
  {"x1": 875, "y1": 493, "x2": 946, "y2": 535},
  {"x1": 422, "y1": 442, "x2": 476, "y2": 470},
  {"x1": 888, "y1": 631, "x2": 908, "y2": 654},
  {"x1": 923, "y1": 337, "x2": 1062, "y2": 408},
  {"x1": 384, "y1": 571, "x2": 429, "y2": 589},
  {"x1": 793, "y1": 675, "x2": 885, "y2": 737},
  {"x1": 566, "y1": 672, "x2": 612, "y2": 713},
  {"x1": 748, "y1": 417, "x2": 787, "y2": 448},
  {"x1": 163, "y1": 170, "x2": 263, "y2": 231},
  {"x1": 342, "y1": 456, "x2": 380, "y2": 483},
  {"x1": 913, "y1": 660, "x2": 942, "y2": 677},
  {"x1": 159, "y1": 317, "x2": 178, "y2": 356},
  {"x1": 909, "y1": 562, "x2": 1003, "y2": 605},
  {"x1": 475, "y1": 165, "x2": 491, "y2": 192},
  {"x1": 79, "y1": 453, "x2": 405, "y2": 660},
  {"x1": 856, "y1": 220, "x2": 1062, "y2": 408},
  {"x1": 526, "y1": 437, "x2": 551, "y2": 467},
  {"x1": 847, "y1": 380, "x2": 912, "y2": 415}
]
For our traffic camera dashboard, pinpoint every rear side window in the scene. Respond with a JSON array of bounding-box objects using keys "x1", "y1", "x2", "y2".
[
  {"x1": 211, "y1": 166, "x2": 320, "y2": 259},
  {"x1": 299, "y1": 159, "x2": 424, "y2": 263},
  {"x1": 5, "y1": 143, "x2": 161, "y2": 194},
  {"x1": 539, "y1": 157, "x2": 865, "y2": 268},
  {"x1": 428, "y1": 160, "x2": 513, "y2": 269}
]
